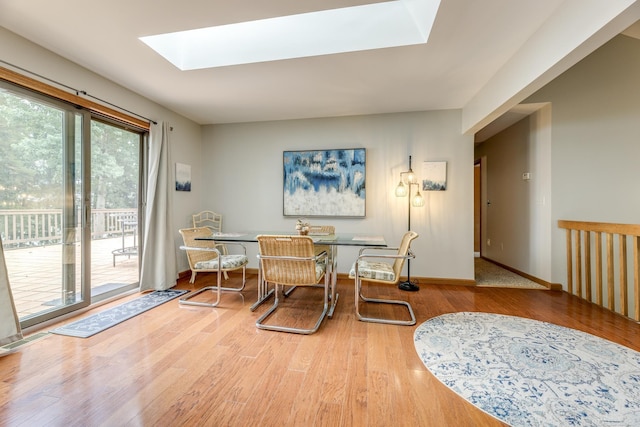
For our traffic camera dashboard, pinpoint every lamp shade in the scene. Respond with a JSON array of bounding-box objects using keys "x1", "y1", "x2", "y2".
[
  {"x1": 412, "y1": 191, "x2": 425, "y2": 207},
  {"x1": 395, "y1": 181, "x2": 407, "y2": 197}
]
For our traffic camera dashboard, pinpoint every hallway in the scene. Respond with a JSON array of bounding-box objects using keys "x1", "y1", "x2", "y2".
[{"x1": 474, "y1": 257, "x2": 547, "y2": 289}]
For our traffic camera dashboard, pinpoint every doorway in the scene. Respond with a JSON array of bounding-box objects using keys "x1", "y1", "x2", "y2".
[{"x1": 474, "y1": 161, "x2": 481, "y2": 257}]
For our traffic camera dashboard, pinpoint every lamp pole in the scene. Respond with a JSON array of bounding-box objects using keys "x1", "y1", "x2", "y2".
[{"x1": 396, "y1": 155, "x2": 423, "y2": 292}]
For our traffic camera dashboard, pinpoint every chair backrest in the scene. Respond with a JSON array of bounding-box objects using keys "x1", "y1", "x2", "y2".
[
  {"x1": 392, "y1": 231, "x2": 419, "y2": 280},
  {"x1": 257, "y1": 235, "x2": 319, "y2": 287},
  {"x1": 192, "y1": 211, "x2": 222, "y2": 233},
  {"x1": 308, "y1": 225, "x2": 335, "y2": 235},
  {"x1": 179, "y1": 227, "x2": 218, "y2": 269}
]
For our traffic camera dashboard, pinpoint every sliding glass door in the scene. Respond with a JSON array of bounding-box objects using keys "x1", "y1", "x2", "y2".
[
  {"x1": 89, "y1": 120, "x2": 141, "y2": 302},
  {"x1": 0, "y1": 82, "x2": 143, "y2": 329}
]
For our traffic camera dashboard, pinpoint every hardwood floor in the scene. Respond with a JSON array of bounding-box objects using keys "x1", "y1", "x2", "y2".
[{"x1": 2, "y1": 272, "x2": 639, "y2": 426}]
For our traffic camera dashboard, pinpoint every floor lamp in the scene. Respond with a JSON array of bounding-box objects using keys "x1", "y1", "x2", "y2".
[{"x1": 395, "y1": 155, "x2": 424, "y2": 292}]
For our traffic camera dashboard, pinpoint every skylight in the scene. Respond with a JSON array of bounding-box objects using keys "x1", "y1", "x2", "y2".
[{"x1": 140, "y1": 0, "x2": 441, "y2": 70}]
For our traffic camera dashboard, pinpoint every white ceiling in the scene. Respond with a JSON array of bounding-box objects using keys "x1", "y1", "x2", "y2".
[{"x1": 0, "y1": 0, "x2": 637, "y2": 137}]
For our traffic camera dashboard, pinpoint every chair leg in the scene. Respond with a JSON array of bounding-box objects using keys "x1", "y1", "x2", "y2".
[
  {"x1": 217, "y1": 266, "x2": 246, "y2": 292},
  {"x1": 180, "y1": 266, "x2": 247, "y2": 308},
  {"x1": 355, "y1": 278, "x2": 416, "y2": 326},
  {"x1": 256, "y1": 280, "x2": 330, "y2": 334},
  {"x1": 251, "y1": 265, "x2": 275, "y2": 311}
]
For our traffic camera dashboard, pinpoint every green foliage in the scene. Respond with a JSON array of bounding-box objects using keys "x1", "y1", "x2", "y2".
[
  {"x1": 0, "y1": 89, "x2": 140, "y2": 210},
  {"x1": 91, "y1": 121, "x2": 140, "y2": 209}
]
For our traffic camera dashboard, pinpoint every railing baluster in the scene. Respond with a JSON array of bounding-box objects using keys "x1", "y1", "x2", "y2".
[
  {"x1": 595, "y1": 232, "x2": 603, "y2": 306},
  {"x1": 634, "y1": 236, "x2": 640, "y2": 321},
  {"x1": 575, "y1": 231, "x2": 582, "y2": 298},
  {"x1": 607, "y1": 233, "x2": 614, "y2": 311},
  {"x1": 566, "y1": 229, "x2": 573, "y2": 294},
  {"x1": 584, "y1": 230, "x2": 592, "y2": 302},
  {"x1": 619, "y1": 234, "x2": 628, "y2": 317}
]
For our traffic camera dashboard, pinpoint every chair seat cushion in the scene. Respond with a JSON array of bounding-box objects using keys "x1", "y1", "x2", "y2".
[
  {"x1": 315, "y1": 262, "x2": 327, "y2": 281},
  {"x1": 349, "y1": 260, "x2": 396, "y2": 282},
  {"x1": 195, "y1": 254, "x2": 248, "y2": 270}
]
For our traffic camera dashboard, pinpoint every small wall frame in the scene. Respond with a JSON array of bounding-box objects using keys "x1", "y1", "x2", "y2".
[
  {"x1": 175, "y1": 163, "x2": 191, "y2": 191},
  {"x1": 422, "y1": 161, "x2": 447, "y2": 191}
]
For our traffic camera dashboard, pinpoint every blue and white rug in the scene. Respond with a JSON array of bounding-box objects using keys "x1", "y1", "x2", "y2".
[
  {"x1": 414, "y1": 312, "x2": 640, "y2": 427},
  {"x1": 50, "y1": 289, "x2": 188, "y2": 338}
]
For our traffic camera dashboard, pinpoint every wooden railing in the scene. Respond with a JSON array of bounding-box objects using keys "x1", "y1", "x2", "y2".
[
  {"x1": 558, "y1": 220, "x2": 640, "y2": 321},
  {"x1": 0, "y1": 208, "x2": 137, "y2": 248}
]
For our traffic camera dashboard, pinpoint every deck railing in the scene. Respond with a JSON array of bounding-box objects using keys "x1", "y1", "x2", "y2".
[
  {"x1": 558, "y1": 220, "x2": 640, "y2": 321},
  {"x1": 0, "y1": 208, "x2": 137, "y2": 249}
]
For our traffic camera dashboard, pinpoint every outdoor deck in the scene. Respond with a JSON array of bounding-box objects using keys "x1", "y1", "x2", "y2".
[{"x1": 4, "y1": 236, "x2": 139, "y2": 319}]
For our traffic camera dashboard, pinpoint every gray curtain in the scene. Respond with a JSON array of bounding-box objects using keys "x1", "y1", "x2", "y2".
[
  {"x1": 0, "y1": 236, "x2": 23, "y2": 346},
  {"x1": 139, "y1": 122, "x2": 178, "y2": 291}
]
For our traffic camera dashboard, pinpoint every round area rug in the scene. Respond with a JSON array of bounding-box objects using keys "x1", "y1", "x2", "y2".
[{"x1": 414, "y1": 312, "x2": 640, "y2": 427}]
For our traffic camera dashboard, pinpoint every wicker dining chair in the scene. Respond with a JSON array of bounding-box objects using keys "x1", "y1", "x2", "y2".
[
  {"x1": 282, "y1": 224, "x2": 336, "y2": 295},
  {"x1": 349, "y1": 231, "x2": 419, "y2": 325},
  {"x1": 192, "y1": 210, "x2": 230, "y2": 279},
  {"x1": 178, "y1": 227, "x2": 248, "y2": 307},
  {"x1": 256, "y1": 235, "x2": 330, "y2": 334},
  {"x1": 308, "y1": 224, "x2": 335, "y2": 255}
]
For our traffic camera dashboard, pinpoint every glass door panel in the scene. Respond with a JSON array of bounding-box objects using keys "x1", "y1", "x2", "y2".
[
  {"x1": 89, "y1": 120, "x2": 140, "y2": 301},
  {"x1": 0, "y1": 86, "x2": 89, "y2": 328}
]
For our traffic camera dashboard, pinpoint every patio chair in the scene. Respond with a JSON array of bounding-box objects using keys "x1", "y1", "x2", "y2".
[
  {"x1": 178, "y1": 227, "x2": 248, "y2": 307},
  {"x1": 349, "y1": 231, "x2": 418, "y2": 325},
  {"x1": 256, "y1": 235, "x2": 330, "y2": 334}
]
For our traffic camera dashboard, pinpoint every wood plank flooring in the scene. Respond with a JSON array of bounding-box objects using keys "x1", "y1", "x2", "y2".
[{"x1": 2, "y1": 272, "x2": 639, "y2": 426}]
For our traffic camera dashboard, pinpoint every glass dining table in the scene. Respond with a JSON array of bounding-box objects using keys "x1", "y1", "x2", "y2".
[{"x1": 195, "y1": 231, "x2": 387, "y2": 314}]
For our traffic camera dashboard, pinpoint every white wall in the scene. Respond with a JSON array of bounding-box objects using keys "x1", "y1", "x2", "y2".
[
  {"x1": 462, "y1": 0, "x2": 640, "y2": 134},
  {"x1": 1, "y1": 27, "x2": 202, "y2": 273},
  {"x1": 526, "y1": 34, "x2": 640, "y2": 286},
  {"x1": 201, "y1": 110, "x2": 475, "y2": 280}
]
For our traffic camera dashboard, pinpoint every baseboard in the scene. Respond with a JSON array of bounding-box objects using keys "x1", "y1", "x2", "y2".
[{"x1": 334, "y1": 272, "x2": 474, "y2": 286}]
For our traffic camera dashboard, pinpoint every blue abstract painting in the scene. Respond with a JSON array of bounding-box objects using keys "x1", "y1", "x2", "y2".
[{"x1": 283, "y1": 148, "x2": 366, "y2": 217}]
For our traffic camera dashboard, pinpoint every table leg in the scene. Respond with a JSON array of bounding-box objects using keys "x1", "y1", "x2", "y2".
[
  {"x1": 328, "y1": 244, "x2": 339, "y2": 318},
  {"x1": 250, "y1": 260, "x2": 274, "y2": 311}
]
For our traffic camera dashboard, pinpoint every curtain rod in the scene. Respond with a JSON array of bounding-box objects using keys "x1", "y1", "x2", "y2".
[{"x1": 1, "y1": 59, "x2": 158, "y2": 125}]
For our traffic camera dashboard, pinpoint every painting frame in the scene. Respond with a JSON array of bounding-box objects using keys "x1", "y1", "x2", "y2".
[
  {"x1": 175, "y1": 162, "x2": 191, "y2": 192},
  {"x1": 283, "y1": 148, "x2": 366, "y2": 218},
  {"x1": 422, "y1": 161, "x2": 447, "y2": 191}
]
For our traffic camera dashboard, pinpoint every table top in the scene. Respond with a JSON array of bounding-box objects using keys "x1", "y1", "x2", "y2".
[{"x1": 197, "y1": 231, "x2": 387, "y2": 247}]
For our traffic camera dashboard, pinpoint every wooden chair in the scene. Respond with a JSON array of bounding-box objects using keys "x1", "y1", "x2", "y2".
[
  {"x1": 178, "y1": 227, "x2": 248, "y2": 307},
  {"x1": 256, "y1": 235, "x2": 330, "y2": 334},
  {"x1": 349, "y1": 231, "x2": 419, "y2": 325},
  {"x1": 192, "y1": 210, "x2": 222, "y2": 233}
]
